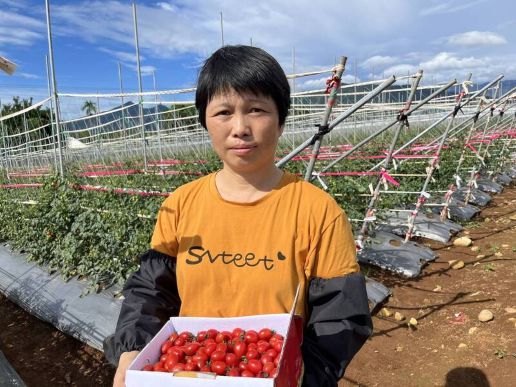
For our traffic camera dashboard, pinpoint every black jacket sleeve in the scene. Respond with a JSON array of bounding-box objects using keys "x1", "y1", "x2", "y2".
[
  {"x1": 301, "y1": 272, "x2": 373, "y2": 387},
  {"x1": 103, "y1": 249, "x2": 181, "y2": 366}
]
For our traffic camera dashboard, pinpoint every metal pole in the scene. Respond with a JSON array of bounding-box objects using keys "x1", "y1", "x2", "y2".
[
  {"x1": 118, "y1": 61, "x2": 128, "y2": 156},
  {"x1": 132, "y1": 1, "x2": 148, "y2": 170},
  {"x1": 322, "y1": 79, "x2": 456, "y2": 174},
  {"x1": 153, "y1": 70, "x2": 163, "y2": 162},
  {"x1": 404, "y1": 74, "x2": 472, "y2": 242},
  {"x1": 432, "y1": 86, "x2": 515, "y2": 147},
  {"x1": 220, "y1": 12, "x2": 224, "y2": 47},
  {"x1": 357, "y1": 70, "x2": 423, "y2": 246},
  {"x1": 45, "y1": 0, "x2": 64, "y2": 175},
  {"x1": 23, "y1": 114, "x2": 31, "y2": 171},
  {"x1": 303, "y1": 57, "x2": 347, "y2": 179},
  {"x1": 370, "y1": 74, "x2": 504, "y2": 171},
  {"x1": 276, "y1": 72, "x2": 395, "y2": 169},
  {"x1": 0, "y1": 99, "x2": 10, "y2": 180},
  {"x1": 291, "y1": 46, "x2": 296, "y2": 148},
  {"x1": 45, "y1": 54, "x2": 58, "y2": 171}
]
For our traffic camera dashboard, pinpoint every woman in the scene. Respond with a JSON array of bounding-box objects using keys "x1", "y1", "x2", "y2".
[{"x1": 108, "y1": 45, "x2": 372, "y2": 387}]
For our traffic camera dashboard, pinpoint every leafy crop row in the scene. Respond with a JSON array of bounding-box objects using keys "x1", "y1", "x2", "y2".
[{"x1": 0, "y1": 127, "x2": 508, "y2": 291}]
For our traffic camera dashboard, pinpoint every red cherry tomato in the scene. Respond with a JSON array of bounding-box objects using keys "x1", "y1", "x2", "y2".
[
  {"x1": 171, "y1": 363, "x2": 185, "y2": 372},
  {"x1": 232, "y1": 327, "x2": 245, "y2": 339},
  {"x1": 196, "y1": 330, "x2": 208, "y2": 342},
  {"x1": 265, "y1": 349, "x2": 277, "y2": 359},
  {"x1": 211, "y1": 360, "x2": 227, "y2": 375},
  {"x1": 192, "y1": 353, "x2": 208, "y2": 369},
  {"x1": 246, "y1": 349, "x2": 259, "y2": 360},
  {"x1": 241, "y1": 370, "x2": 255, "y2": 378},
  {"x1": 216, "y1": 332, "x2": 232, "y2": 344},
  {"x1": 225, "y1": 352, "x2": 238, "y2": 367},
  {"x1": 142, "y1": 364, "x2": 154, "y2": 371},
  {"x1": 227, "y1": 367, "x2": 240, "y2": 377},
  {"x1": 164, "y1": 353, "x2": 179, "y2": 371},
  {"x1": 173, "y1": 337, "x2": 185, "y2": 347},
  {"x1": 257, "y1": 341, "x2": 271, "y2": 354},
  {"x1": 233, "y1": 341, "x2": 247, "y2": 358},
  {"x1": 179, "y1": 331, "x2": 194, "y2": 342},
  {"x1": 203, "y1": 338, "x2": 216, "y2": 346},
  {"x1": 244, "y1": 330, "x2": 259, "y2": 344},
  {"x1": 210, "y1": 350, "x2": 226, "y2": 362},
  {"x1": 271, "y1": 333, "x2": 284, "y2": 341},
  {"x1": 247, "y1": 359, "x2": 262, "y2": 374},
  {"x1": 183, "y1": 342, "x2": 200, "y2": 356},
  {"x1": 167, "y1": 347, "x2": 185, "y2": 360},
  {"x1": 273, "y1": 340, "x2": 283, "y2": 353},
  {"x1": 207, "y1": 329, "x2": 219, "y2": 339},
  {"x1": 216, "y1": 343, "x2": 227, "y2": 353},
  {"x1": 260, "y1": 354, "x2": 274, "y2": 365},
  {"x1": 238, "y1": 360, "x2": 248, "y2": 372},
  {"x1": 185, "y1": 362, "x2": 198, "y2": 371},
  {"x1": 161, "y1": 341, "x2": 173, "y2": 354},
  {"x1": 258, "y1": 328, "x2": 273, "y2": 341},
  {"x1": 263, "y1": 361, "x2": 275, "y2": 375},
  {"x1": 204, "y1": 342, "x2": 218, "y2": 356}
]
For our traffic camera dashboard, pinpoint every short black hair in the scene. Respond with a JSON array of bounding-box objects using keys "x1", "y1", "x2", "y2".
[{"x1": 195, "y1": 45, "x2": 291, "y2": 129}]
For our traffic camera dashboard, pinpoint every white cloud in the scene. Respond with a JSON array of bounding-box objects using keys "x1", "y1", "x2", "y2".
[
  {"x1": 420, "y1": 52, "x2": 485, "y2": 71},
  {"x1": 140, "y1": 65, "x2": 157, "y2": 76},
  {"x1": 420, "y1": 0, "x2": 487, "y2": 16},
  {"x1": 49, "y1": 0, "x2": 412, "y2": 69},
  {"x1": 297, "y1": 74, "x2": 360, "y2": 91},
  {"x1": 0, "y1": 9, "x2": 46, "y2": 46},
  {"x1": 156, "y1": 2, "x2": 179, "y2": 13},
  {"x1": 341, "y1": 74, "x2": 359, "y2": 84},
  {"x1": 297, "y1": 76, "x2": 327, "y2": 91},
  {"x1": 382, "y1": 64, "x2": 418, "y2": 76},
  {"x1": 17, "y1": 72, "x2": 41, "y2": 79},
  {"x1": 120, "y1": 61, "x2": 156, "y2": 77},
  {"x1": 362, "y1": 55, "x2": 398, "y2": 69},
  {"x1": 99, "y1": 48, "x2": 145, "y2": 64},
  {"x1": 447, "y1": 31, "x2": 507, "y2": 47}
]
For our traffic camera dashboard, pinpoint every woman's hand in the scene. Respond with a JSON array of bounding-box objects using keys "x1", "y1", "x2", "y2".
[{"x1": 113, "y1": 350, "x2": 140, "y2": 387}]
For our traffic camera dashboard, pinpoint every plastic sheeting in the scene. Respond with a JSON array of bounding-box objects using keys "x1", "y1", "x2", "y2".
[
  {"x1": 0, "y1": 244, "x2": 122, "y2": 351},
  {"x1": 0, "y1": 350, "x2": 26, "y2": 386}
]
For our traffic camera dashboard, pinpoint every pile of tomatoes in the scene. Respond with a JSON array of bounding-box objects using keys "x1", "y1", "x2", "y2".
[{"x1": 142, "y1": 327, "x2": 285, "y2": 378}]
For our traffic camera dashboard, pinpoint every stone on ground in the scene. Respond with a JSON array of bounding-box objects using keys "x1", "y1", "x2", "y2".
[
  {"x1": 478, "y1": 309, "x2": 494, "y2": 322},
  {"x1": 453, "y1": 237, "x2": 472, "y2": 247}
]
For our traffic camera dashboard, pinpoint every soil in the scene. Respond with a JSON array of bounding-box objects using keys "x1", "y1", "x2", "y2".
[
  {"x1": 1, "y1": 187, "x2": 515, "y2": 387},
  {"x1": 343, "y1": 186, "x2": 516, "y2": 387}
]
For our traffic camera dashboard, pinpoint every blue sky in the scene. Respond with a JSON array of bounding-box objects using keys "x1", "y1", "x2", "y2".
[{"x1": 1, "y1": 0, "x2": 515, "y2": 116}]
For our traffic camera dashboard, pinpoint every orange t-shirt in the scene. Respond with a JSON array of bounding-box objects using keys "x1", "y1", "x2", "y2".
[{"x1": 151, "y1": 171, "x2": 359, "y2": 318}]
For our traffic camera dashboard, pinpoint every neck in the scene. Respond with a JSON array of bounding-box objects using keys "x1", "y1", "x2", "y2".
[{"x1": 216, "y1": 165, "x2": 284, "y2": 202}]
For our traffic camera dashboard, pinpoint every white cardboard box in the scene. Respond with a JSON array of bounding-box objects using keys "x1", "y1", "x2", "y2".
[{"x1": 126, "y1": 313, "x2": 303, "y2": 387}]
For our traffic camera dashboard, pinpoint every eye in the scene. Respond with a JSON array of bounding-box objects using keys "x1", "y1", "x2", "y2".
[
  {"x1": 214, "y1": 109, "x2": 231, "y2": 116},
  {"x1": 250, "y1": 107, "x2": 265, "y2": 113}
]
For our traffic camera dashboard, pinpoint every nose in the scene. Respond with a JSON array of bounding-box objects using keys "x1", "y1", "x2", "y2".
[{"x1": 231, "y1": 112, "x2": 251, "y2": 138}]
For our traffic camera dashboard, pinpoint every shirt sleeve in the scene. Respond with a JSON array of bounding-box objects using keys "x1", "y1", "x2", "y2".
[
  {"x1": 150, "y1": 195, "x2": 180, "y2": 257},
  {"x1": 309, "y1": 211, "x2": 360, "y2": 279}
]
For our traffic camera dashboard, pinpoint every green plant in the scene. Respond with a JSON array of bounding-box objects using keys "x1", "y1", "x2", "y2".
[{"x1": 494, "y1": 348, "x2": 507, "y2": 359}]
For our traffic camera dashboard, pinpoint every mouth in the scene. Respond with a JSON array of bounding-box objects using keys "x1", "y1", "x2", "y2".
[{"x1": 229, "y1": 145, "x2": 256, "y2": 154}]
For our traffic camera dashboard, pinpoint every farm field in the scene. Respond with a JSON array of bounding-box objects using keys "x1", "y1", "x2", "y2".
[{"x1": 1, "y1": 185, "x2": 514, "y2": 387}]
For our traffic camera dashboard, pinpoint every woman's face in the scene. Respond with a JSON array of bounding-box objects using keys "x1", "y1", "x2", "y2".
[{"x1": 205, "y1": 89, "x2": 283, "y2": 175}]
